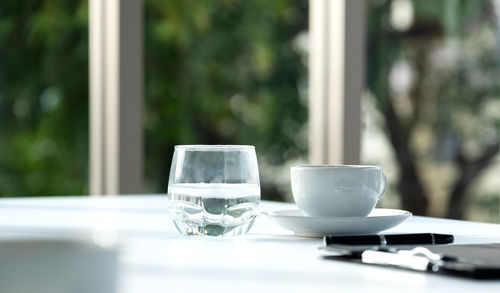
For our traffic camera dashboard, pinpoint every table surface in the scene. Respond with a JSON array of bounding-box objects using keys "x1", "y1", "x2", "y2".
[{"x1": 1, "y1": 195, "x2": 500, "y2": 293}]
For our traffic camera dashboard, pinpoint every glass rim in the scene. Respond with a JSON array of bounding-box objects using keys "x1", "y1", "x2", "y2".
[{"x1": 174, "y1": 145, "x2": 255, "y2": 151}]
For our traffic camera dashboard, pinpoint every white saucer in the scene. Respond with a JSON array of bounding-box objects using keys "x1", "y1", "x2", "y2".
[{"x1": 262, "y1": 208, "x2": 412, "y2": 238}]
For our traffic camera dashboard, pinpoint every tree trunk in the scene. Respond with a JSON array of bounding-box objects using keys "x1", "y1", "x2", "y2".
[
  {"x1": 446, "y1": 143, "x2": 500, "y2": 219},
  {"x1": 382, "y1": 97, "x2": 429, "y2": 215}
]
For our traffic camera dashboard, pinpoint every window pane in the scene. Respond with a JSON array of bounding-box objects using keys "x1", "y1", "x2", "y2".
[
  {"x1": 0, "y1": 1, "x2": 88, "y2": 196},
  {"x1": 144, "y1": 0, "x2": 309, "y2": 200},
  {"x1": 364, "y1": 0, "x2": 500, "y2": 222}
]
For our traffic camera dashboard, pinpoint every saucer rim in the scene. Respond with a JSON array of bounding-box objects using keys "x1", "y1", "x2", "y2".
[{"x1": 262, "y1": 208, "x2": 412, "y2": 220}]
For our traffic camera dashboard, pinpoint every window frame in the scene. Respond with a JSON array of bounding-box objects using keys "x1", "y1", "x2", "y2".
[
  {"x1": 309, "y1": 0, "x2": 364, "y2": 165},
  {"x1": 89, "y1": 0, "x2": 143, "y2": 195},
  {"x1": 88, "y1": 0, "x2": 364, "y2": 194}
]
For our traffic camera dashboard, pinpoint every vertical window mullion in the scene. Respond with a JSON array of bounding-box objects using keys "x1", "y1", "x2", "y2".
[
  {"x1": 309, "y1": 0, "x2": 364, "y2": 165},
  {"x1": 89, "y1": 0, "x2": 143, "y2": 195}
]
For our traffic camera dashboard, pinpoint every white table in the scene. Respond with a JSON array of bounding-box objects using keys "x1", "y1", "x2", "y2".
[{"x1": 1, "y1": 195, "x2": 500, "y2": 293}]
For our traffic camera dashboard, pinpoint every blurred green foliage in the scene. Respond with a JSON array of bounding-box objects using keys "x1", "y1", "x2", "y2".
[
  {"x1": 144, "y1": 0, "x2": 308, "y2": 198},
  {"x1": 0, "y1": 0, "x2": 88, "y2": 196},
  {"x1": 0, "y1": 0, "x2": 308, "y2": 198},
  {"x1": 4, "y1": 0, "x2": 494, "y2": 222},
  {"x1": 365, "y1": 0, "x2": 499, "y2": 219}
]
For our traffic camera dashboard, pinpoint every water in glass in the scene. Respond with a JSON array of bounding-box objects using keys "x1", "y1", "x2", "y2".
[{"x1": 167, "y1": 145, "x2": 260, "y2": 236}]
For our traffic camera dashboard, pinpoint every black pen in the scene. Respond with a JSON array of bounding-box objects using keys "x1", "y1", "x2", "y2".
[{"x1": 324, "y1": 233, "x2": 454, "y2": 246}]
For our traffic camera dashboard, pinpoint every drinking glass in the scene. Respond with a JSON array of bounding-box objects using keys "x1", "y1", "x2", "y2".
[{"x1": 167, "y1": 145, "x2": 260, "y2": 236}]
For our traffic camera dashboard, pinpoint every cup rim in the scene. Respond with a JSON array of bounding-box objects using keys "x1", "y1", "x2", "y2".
[
  {"x1": 175, "y1": 145, "x2": 255, "y2": 151},
  {"x1": 291, "y1": 164, "x2": 381, "y2": 169}
]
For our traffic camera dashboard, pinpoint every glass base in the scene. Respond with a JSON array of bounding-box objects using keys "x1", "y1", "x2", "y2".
[{"x1": 171, "y1": 217, "x2": 257, "y2": 236}]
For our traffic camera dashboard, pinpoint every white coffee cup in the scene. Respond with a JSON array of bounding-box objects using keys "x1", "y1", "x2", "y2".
[{"x1": 290, "y1": 165, "x2": 387, "y2": 217}]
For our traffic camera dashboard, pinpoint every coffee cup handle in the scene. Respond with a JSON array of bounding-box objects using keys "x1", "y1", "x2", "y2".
[{"x1": 378, "y1": 172, "x2": 387, "y2": 199}]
